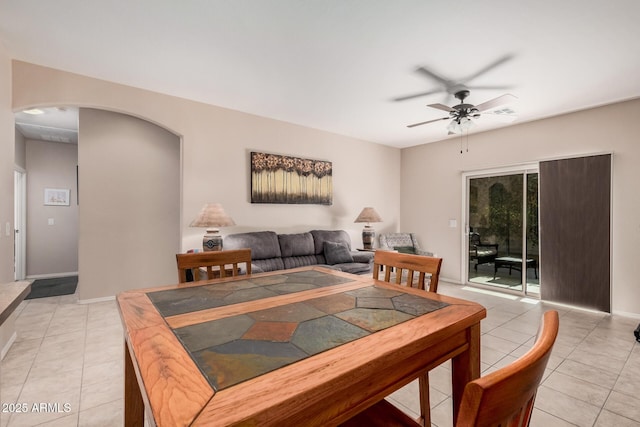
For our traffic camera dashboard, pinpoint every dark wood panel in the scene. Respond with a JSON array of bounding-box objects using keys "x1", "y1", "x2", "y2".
[{"x1": 539, "y1": 154, "x2": 611, "y2": 312}]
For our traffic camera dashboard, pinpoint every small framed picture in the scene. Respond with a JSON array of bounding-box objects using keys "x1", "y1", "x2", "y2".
[{"x1": 44, "y1": 188, "x2": 70, "y2": 206}]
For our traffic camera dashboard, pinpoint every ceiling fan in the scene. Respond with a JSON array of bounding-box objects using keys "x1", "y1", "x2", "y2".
[
  {"x1": 407, "y1": 89, "x2": 517, "y2": 134},
  {"x1": 394, "y1": 54, "x2": 514, "y2": 102}
]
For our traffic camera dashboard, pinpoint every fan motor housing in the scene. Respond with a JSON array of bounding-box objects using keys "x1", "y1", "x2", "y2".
[{"x1": 454, "y1": 90, "x2": 470, "y2": 102}]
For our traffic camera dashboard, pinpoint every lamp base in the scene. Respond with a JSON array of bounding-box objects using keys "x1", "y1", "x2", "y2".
[
  {"x1": 362, "y1": 226, "x2": 375, "y2": 250},
  {"x1": 203, "y1": 229, "x2": 223, "y2": 251}
]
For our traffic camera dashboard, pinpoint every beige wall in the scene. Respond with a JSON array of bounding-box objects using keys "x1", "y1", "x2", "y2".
[
  {"x1": 401, "y1": 98, "x2": 640, "y2": 316},
  {"x1": 14, "y1": 130, "x2": 25, "y2": 170},
  {"x1": 0, "y1": 45, "x2": 13, "y2": 283},
  {"x1": 5, "y1": 61, "x2": 638, "y2": 315},
  {"x1": 11, "y1": 61, "x2": 401, "y2": 299},
  {"x1": 25, "y1": 139, "x2": 78, "y2": 277},
  {"x1": 78, "y1": 109, "x2": 180, "y2": 299}
]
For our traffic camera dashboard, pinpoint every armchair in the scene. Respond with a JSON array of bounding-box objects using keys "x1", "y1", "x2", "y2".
[
  {"x1": 469, "y1": 231, "x2": 498, "y2": 270},
  {"x1": 378, "y1": 233, "x2": 433, "y2": 256}
]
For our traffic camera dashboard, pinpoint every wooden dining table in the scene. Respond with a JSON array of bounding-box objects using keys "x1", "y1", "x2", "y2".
[{"x1": 117, "y1": 266, "x2": 486, "y2": 426}]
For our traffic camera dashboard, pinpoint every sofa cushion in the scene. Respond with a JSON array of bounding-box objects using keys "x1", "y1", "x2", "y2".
[
  {"x1": 323, "y1": 241, "x2": 354, "y2": 265},
  {"x1": 310, "y1": 230, "x2": 352, "y2": 254},
  {"x1": 283, "y1": 255, "x2": 319, "y2": 270},
  {"x1": 253, "y1": 258, "x2": 285, "y2": 273},
  {"x1": 278, "y1": 233, "x2": 315, "y2": 257},
  {"x1": 475, "y1": 247, "x2": 497, "y2": 257},
  {"x1": 224, "y1": 231, "x2": 281, "y2": 260}
]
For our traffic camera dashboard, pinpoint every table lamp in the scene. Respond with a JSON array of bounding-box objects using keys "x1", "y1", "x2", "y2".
[
  {"x1": 354, "y1": 207, "x2": 382, "y2": 250},
  {"x1": 189, "y1": 203, "x2": 236, "y2": 251}
]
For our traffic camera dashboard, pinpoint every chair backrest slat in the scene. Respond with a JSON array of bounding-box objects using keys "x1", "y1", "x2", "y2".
[
  {"x1": 373, "y1": 250, "x2": 443, "y2": 292},
  {"x1": 176, "y1": 249, "x2": 252, "y2": 283}
]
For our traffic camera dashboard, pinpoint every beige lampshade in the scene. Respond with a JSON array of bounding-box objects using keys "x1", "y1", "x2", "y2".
[
  {"x1": 189, "y1": 203, "x2": 236, "y2": 228},
  {"x1": 354, "y1": 207, "x2": 382, "y2": 224},
  {"x1": 190, "y1": 203, "x2": 236, "y2": 251}
]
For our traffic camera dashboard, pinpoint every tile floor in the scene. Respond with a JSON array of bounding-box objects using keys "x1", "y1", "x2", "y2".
[
  {"x1": 1, "y1": 293, "x2": 123, "y2": 427},
  {"x1": 1, "y1": 281, "x2": 639, "y2": 426}
]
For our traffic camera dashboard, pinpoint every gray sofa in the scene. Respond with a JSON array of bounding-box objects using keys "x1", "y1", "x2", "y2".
[{"x1": 224, "y1": 230, "x2": 373, "y2": 275}]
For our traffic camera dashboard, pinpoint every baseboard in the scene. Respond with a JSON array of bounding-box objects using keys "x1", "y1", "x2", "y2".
[
  {"x1": 78, "y1": 295, "x2": 116, "y2": 305},
  {"x1": 1, "y1": 331, "x2": 17, "y2": 361},
  {"x1": 612, "y1": 309, "x2": 640, "y2": 320},
  {"x1": 26, "y1": 272, "x2": 78, "y2": 280}
]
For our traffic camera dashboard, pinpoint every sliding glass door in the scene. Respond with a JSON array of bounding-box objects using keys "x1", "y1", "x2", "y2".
[{"x1": 466, "y1": 168, "x2": 539, "y2": 296}]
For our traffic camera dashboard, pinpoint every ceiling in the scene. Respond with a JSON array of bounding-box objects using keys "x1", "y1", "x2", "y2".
[
  {"x1": 15, "y1": 107, "x2": 78, "y2": 144},
  {"x1": 2, "y1": 0, "x2": 639, "y2": 148}
]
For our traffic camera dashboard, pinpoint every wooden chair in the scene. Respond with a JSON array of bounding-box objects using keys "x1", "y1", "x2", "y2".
[
  {"x1": 371, "y1": 250, "x2": 443, "y2": 426},
  {"x1": 342, "y1": 310, "x2": 559, "y2": 427},
  {"x1": 373, "y1": 250, "x2": 443, "y2": 292},
  {"x1": 176, "y1": 249, "x2": 252, "y2": 283}
]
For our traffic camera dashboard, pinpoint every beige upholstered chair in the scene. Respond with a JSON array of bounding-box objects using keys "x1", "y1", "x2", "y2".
[
  {"x1": 378, "y1": 233, "x2": 433, "y2": 256},
  {"x1": 342, "y1": 310, "x2": 559, "y2": 427},
  {"x1": 176, "y1": 249, "x2": 251, "y2": 283}
]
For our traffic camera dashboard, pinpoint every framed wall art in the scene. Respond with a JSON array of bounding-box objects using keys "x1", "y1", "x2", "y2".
[
  {"x1": 44, "y1": 188, "x2": 70, "y2": 206},
  {"x1": 251, "y1": 152, "x2": 332, "y2": 205}
]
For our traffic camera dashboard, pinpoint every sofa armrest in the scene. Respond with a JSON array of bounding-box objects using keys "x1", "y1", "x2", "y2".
[
  {"x1": 351, "y1": 251, "x2": 374, "y2": 264},
  {"x1": 251, "y1": 263, "x2": 265, "y2": 274}
]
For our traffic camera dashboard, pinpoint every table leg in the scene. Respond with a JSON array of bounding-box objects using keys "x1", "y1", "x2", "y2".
[
  {"x1": 124, "y1": 339, "x2": 145, "y2": 427},
  {"x1": 451, "y1": 322, "x2": 481, "y2": 424}
]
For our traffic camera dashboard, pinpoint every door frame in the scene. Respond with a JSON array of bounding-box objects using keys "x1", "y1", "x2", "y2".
[
  {"x1": 14, "y1": 167, "x2": 27, "y2": 280},
  {"x1": 461, "y1": 163, "x2": 538, "y2": 295}
]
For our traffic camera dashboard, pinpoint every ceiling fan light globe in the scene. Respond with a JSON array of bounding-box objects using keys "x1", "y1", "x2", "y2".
[
  {"x1": 459, "y1": 117, "x2": 475, "y2": 131},
  {"x1": 447, "y1": 119, "x2": 460, "y2": 134}
]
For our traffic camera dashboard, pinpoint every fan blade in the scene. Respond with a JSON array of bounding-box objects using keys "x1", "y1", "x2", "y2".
[
  {"x1": 466, "y1": 85, "x2": 513, "y2": 91},
  {"x1": 427, "y1": 103, "x2": 454, "y2": 112},
  {"x1": 460, "y1": 54, "x2": 514, "y2": 83},
  {"x1": 407, "y1": 117, "x2": 449, "y2": 128},
  {"x1": 415, "y1": 66, "x2": 451, "y2": 85},
  {"x1": 475, "y1": 94, "x2": 517, "y2": 112},
  {"x1": 394, "y1": 89, "x2": 444, "y2": 102}
]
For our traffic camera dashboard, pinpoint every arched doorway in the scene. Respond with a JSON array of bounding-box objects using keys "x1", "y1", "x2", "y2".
[{"x1": 14, "y1": 106, "x2": 181, "y2": 300}]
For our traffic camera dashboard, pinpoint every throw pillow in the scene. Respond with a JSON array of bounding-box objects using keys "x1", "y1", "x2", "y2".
[
  {"x1": 323, "y1": 241, "x2": 354, "y2": 265},
  {"x1": 394, "y1": 246, "x2": 416, "y2": 254}
]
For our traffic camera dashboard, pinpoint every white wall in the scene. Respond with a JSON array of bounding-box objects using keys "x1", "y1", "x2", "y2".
[
  {"x1": 11, "y1": 61, "x2": 401, "y2": 299},
  {"x1": 401, "y1": 98, "x2": 640, "y2": 316},
  {"x1": 25, "y1": 140, "x2": 78, "y2": 277},
  {"x1": 0, "y1": 45, "x2": 13, "y2": 283}
]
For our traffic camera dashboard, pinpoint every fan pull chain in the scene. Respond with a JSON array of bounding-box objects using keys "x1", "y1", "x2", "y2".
[{"x1": 460, "y1": 131, "x2": 470, "y2": 154}]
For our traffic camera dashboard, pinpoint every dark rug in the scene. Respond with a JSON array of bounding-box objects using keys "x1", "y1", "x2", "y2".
[{"x1": 26, "y1": 276, "x2": 78, "y2": 299}]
